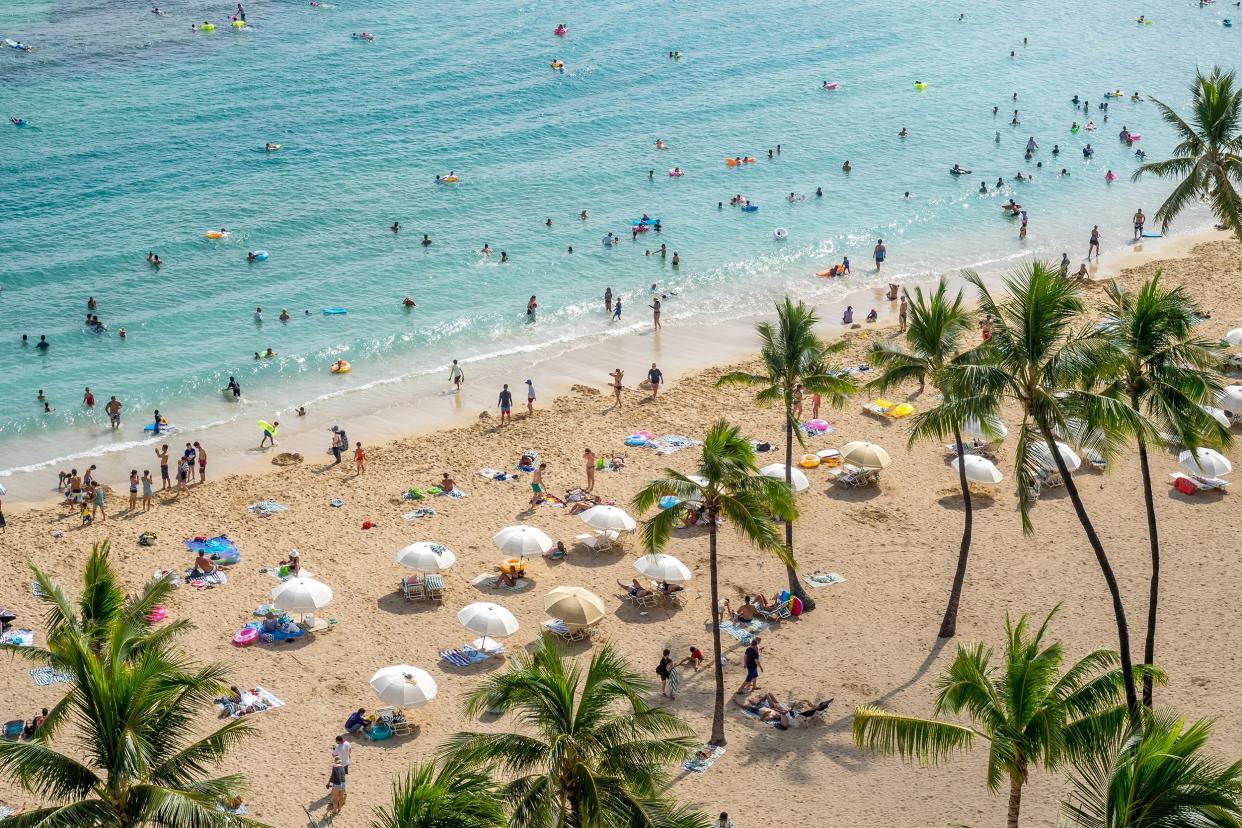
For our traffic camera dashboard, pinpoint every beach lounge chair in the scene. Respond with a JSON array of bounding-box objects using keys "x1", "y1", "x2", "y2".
[
  {"x1": 2, "y1": 720, "x2": 24, "y2": 741},
  {"x1": 1084, "y1": 450, "x2": 1107, "y2": 471},
  {"x1": 1170, "y1": 472, "x2": 1229, "y2": 494},
  {"x1": 424, "y1": 574, "x2": 446, "y2": 603},
  {"x1": 836, "y1": 466, "x2": 878, "y2": 488},
  {"x1": 375, "y1": 706, "x2": 411, "y2": 735},
  {"x1": 756, "y1": 600, "x2": 792, "y2": 622},
  {"x1": 626, "y1": 590, "x2": 659, "y2": 609},
  {"x1": 401, "y1": 575, "x2": 424, "y2": 601},
  {"x1": 576, "y1": 531, "x2": 613, "y2": 552}
]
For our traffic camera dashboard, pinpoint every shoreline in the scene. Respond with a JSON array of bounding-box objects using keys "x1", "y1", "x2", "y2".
[{"x1": 2, "y1": 224, "x2": 1229, "y2": 510}]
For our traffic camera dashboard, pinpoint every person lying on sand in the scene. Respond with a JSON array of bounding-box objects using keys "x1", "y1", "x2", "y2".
[
  {"x1": 618, "y1": 578, "x2": 653, "y2": 599},
  {"x1": 496, "y1": 563, "x2": 525, "y2": 588},
  {"x1": 733, "y1": 693, "x2": 833, "y2": 728}
]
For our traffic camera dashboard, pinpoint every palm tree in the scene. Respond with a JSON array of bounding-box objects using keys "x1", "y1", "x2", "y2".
[
  {"x1": 1132, "y1": 67, "x2": 1242, "y2": 240},
  {"x1": 369, "y1": 757, "x2": 506, "y2": 828},
  {"x1": 442, "y1": 636, "x2": 708, "y2": 828},
  {"x1": 1095, "y1": 276, "x2": 1232, "y2": 708},
  {"x1": 937, "y1": 264, "x2": 1147, "y2": 716},
  {"x1": 1063, "y1": 713, "x2": 1242, "y2": 827},
  {"x1": 633, "y1": 420, "x2": 795, "y2": 747},
  {"x1": 868, "y1": 279, "x2": 982, "y2": 638},
  {"x1": 0, "y1": 544, "x2": 265, "y2": 828},
  {"x1": 716, "y1": 298, "x2": 856, "y2": 611},
  {"x1": 853, "y1": 608, "x2": 1162, "y2": 828}
]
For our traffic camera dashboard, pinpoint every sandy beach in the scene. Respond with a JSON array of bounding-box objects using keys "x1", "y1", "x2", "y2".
[{"x1": 1, "y1": 236, "x2": 1240, "y2": 827}]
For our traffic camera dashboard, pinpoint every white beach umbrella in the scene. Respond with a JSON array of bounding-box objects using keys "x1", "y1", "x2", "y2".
[
  {"x1": 1201, "y1": 406, "x2": 1231, "y2": 430},
  {"x1": 633, "y1": 553, "x2": 692, "y2": 583},
  {"x1": 1224, "y1": 328, "x2": 1242, "y2": 346},
  {"x1": 1031, "y1": 441, "x2": 1081, "y2": 473},
  {"x1": 951, "y1": 455, "x2": 1004, "y2": 485},
  {"x1": 395, "y1": 542, "x2": 456, "y2": 572},
  {"x1": 1218, "y1": 386, "x2": 1242, "y2": 412},
  {"x1": 543, "y1": 586, "x2": 606, "y2": 627},
  {"x1": 578, "y1": 505, "x2": 637, "y2": 533},
  {"x1": 686, "y1": 474, "x2": 710, "y2": 491},
  {"x1": 961, "y1": 416, "x2": 1009, "y2": 441},
  {"x1": 1179, "y1": 447, "x2": 1232, "y2": 477},
  {"x1": 272, "y1": 576, "x2": 334, "y2": 614},
  {"x1": 457, "y1": 601, "x2": 519, "y2": 650},
  {"x1": 492, "y1": 525, "x2": 553, "y2": 556},
  {"x1": 839, "y1": 441, "x2": 892, "y2": 470},
  {"x1": 758, "y1": 463, "x2": 810, "y2": 493},
  {"x1": 369, "y1": 665, "x2": 438, "y2": 709}
]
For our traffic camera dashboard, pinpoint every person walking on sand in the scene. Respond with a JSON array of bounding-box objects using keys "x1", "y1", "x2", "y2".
[
  {"x1": 647, "y1": 362, "x2": 663, "y2": 399},
  {"x1": 156, "y1": 445, "x2": 170, "y2": 491},
  {"x1": 332, "y1": 734, "x2": 352, "y2": 775},
  {"x1": 584, "y1": 448, "x2": 596, "y2": 492},
  {"x1": 498, "y1": 384, "x2": 513, "y2": 424},
  {"x1": 737, "y1": 637, "x2": 762, "y2": 694},
  {"x1": 1087, "y1": 224, "x2": 1100, "y2": 261},
  {"x1": 259, "y1": 420, "x2": 278, "y2": 449},
  {"x1": 91, "y1": 481, "x2": 107, "y2": 521},
  {"x1": 105, "y1": 396, "x2": 122, "y2": 429},
  {"x1": 1133, "y1": 208, "x2": 1145, "y2": 240},
  {"x1": 327, "y1": 757, "x2": 347, "y2": 817},
  {"x1": 898, "y1": 295, "x2": 908, "y2": 332},
  {"x1": 354, "y1": 442, "x2": 366, "y2": 475},
  {"x1": 141, "y1": 470, "x2": 153, "y2": 512},
  {"x1": 530, "y1": 462, "x2": 547, "y2": 506},
  {"x1": 193, "y1": 441, "x2": 206, "y2": 482},
  {"x1": 656, "y1": 648, "x2": 676, "y2": 699},
  {"x1": 449, "y1": 359, "x2": 465, "y2": 392},
  {"x1": 330, "y1": 426, "x2": 344, "y2": 465},
  {"x1": 608, "y1": 368, "x2": 624, "y2": 407},
  {"x1": 873, "y1": 239, "x2": 886, "y2": 272},
  {"x1": 524, "y1": 379, "x2": 536, "y2": 416},
  {"x1": 649, "y1": 297, "x2": 662, "y2": 330}
]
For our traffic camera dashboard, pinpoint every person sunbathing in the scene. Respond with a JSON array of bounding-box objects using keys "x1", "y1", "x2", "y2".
[
  {"x1": 734, "y1": 693, "x2": 833, "y2": 727},
  {"x1": 618, "y1": 578, "x2": 653, "y2": 598},
  {"x1": 752, "y1": 592, "x2": 784, "y2": 611},
  {"x1": 190, "y1": 553, "x2": 218, "y2": 577},
  {"x1": 439, "y1": 473, "x2": 456, "y2": 493},
  {"x1": 657, "y1": 580, "x2": 684, "y2": 595},
  {"x1": 496, "y1": 564, "x2": 524, "y2": 587}
]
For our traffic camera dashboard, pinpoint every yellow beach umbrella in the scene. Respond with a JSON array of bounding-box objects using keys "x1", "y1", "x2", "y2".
[{"x1": 543, "y1": 586, "x2": 606, "y2": 627}]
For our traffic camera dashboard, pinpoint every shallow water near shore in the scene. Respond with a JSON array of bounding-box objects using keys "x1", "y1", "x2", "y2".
[{"x1": 0, "y1": 0, "x2": 1235, "y2": 494}]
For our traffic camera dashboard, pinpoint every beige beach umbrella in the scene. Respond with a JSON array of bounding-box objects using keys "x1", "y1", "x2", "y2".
[
  {"x1": 457, "y1": 601, "x2": 519, "y2": 651},
  {"x1": 272, "y1": 576, "x2": 333, "y2": 615},
  {"x1": 633, "y1": 553, "x2": 692, "y2": 583},
  {"x1": 758, "y1": 463, "x2": 810, "y2": 493},
  {"x1": 543, "y1": 586, "x2": 606, "y2": 627},
  {"x1": 839, "y1": 441, "x2": 892, "y2": 470},
  {"x1": 578, "y1": 505, "x2": 637, "y2": 533},
  {"x1": 1031, "y1": 441, "x2": 1081, "y2": 473},
  {"x1": 493, "y1": 525, "x2": 553, "y2": 557},
  {"x1": 951, "y1": 455, "x2": 1004, "y2": 485},
  {"x1": 395, "y1": 542, "x2": 456, "y2": 572},
  {"x1": 1179, "y1": 447, "x2": 1232, "y2": 477},
  {"x1": 369, "y1": 665, "x2": 437, "y2": 709}
]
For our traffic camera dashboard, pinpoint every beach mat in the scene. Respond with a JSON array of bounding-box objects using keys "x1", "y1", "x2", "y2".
[
  {"x1": 1, "y1": 629, "x2": 34, "y2": 647},
  {"x1": 30, "y1": 666, "x2": 74, "y2": 686},
  {"x1": 802, "y1": 572, "x2": 846, "y2": 588},
  {"x1": 471, "y1": 573, "x2": 534, "y2": 592},
  {"x1": 719, "y1": 620, "x2": 770, "y2": 643},
  {"x1": 683, "y1": 745, "x2": 725, "y2": 773}
]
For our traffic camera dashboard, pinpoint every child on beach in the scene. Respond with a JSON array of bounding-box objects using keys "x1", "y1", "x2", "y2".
[
  {"x1": 354, "y1": 442, "x2": 366, "y2": 475},
  {"x1": 141, "y1": 470, "x2": 153, "y2": 511},
  {"x1": 530, "y1": 463, "x2": 547, "y2": 505},
  {"x1": 156, "y1": 445, "x2": 170, "y2": 490}
]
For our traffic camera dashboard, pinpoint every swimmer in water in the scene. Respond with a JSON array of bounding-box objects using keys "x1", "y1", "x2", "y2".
[
  {"x1": 898, "y1": 127, "x2": 908, "y2": 137},
  {"x1": 815, "y1": 186, "x2": 823, "y2": 197},
  {"x1": 279, "y1": 309, "x2": 290, "y2": 321},
  {"x1": 265, "y1": 143, "x2": 280, "y2": 151},
  {"x1": 421, "y1": 234, "x2": 432, "y2": 247},
  {"x1": 500, "y1": 251, "x2": 508, "y2": 263},
  {"x1": 402, "y1": 296, "x2": 416, "y2": 308},
  {"x1": 481, "y1": 243, "x2": 492, "y2": 257},
  {"x1": 545, "y1": 218, "x2": 552, "y2": 227},
  {"x1": 655, "y1": 138, "x2": 665, "y2": 149},
  {"x1": 579, "y1": 209, "x2": 588, "y2": 220},
  {"x1": 152, "y1": 6, "x2": 164, "y2": 13},
  {"x1": 841, "y1": 160, "x2": 851, "y2": 172},
  {"x1": 903, "y1": 191, "x2": 910, "y2": 198},
  {"x1": 391, "y1": 221, "x2": 400, "y2": 232},
  {"x1": 979, "y1": 181, "x2": 989, "y2": 194}
]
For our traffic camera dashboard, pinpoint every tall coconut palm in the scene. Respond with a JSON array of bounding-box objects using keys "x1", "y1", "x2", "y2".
[
  {"x1": 868, "y1": 278, "x2": 984, "y2": 638},
  {"x1": 939, "y1": 264, "x2": 1147, "y2": 716},
  {"x1": 0, "y1": 545, "x2": 265, "y2": 828},
  {"x1": 717, "y1": 298, "x2": 856, "y2": 611},
  {"x1": 1095, "y1": 276, "x2": 1232, "y2": 708},
  {"x1": 1063, "y1": 713, "x2": 1242, "y2": 828},
  {"x1": 1132, "y1": 67, "x2": 1242, "y2": 241},
  {"x1": 853, "y1": 608, "x2": 1163, "y2": 828},
  {"x1": 442, "y1": 636, "x2": 708, "y2": 828},
  {"x1": 369, "y1": 757, "x2": 506, "y2": 828},
  {"x1": 632, "y1": 420, "x2": 795, "y2": 747}
]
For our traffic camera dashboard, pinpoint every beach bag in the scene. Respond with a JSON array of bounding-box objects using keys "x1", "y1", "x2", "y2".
[
  {"x1": 1174, "y1": 477, "x2": 1198, "y2": 496},
  {"x1": 361, "y1": 521, "x2": 375, "y2": 530},
  {"x1": 756, "y1": 442, "x2": 771, "y2": 452},
  {"x1": 138, "y1": 531, "x2": 157, "y2": 546}
]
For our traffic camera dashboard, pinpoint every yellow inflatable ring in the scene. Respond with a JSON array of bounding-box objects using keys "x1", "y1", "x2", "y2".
[
  {"x1": 330, "y1": 360, "x2": 352, "y2": 374},
  {"x1": 205, "y1": 230, "x2": 224, "y2": 239},
  {"x1": 799, "y1": 454, "x2": 821, "y2": 469}
]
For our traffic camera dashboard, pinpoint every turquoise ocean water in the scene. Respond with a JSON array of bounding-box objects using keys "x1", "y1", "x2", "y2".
[{"x1": 0, "y1": 0, "x2": 1235, "y2": 488}]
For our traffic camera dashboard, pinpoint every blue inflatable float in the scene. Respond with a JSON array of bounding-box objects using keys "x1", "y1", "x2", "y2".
[{"x1": 322, "y1": 308, "x2": 347, "y2": 315}]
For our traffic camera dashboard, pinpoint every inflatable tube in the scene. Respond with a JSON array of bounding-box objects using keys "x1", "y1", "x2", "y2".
[
  {"x1": 741, "y1": 203, "x2": 759, "y2": 212},
  {"x1": 724, "y1": 157, "x2": 755, "y2": 166},
  {"x1": 949, "y1": 167, "x2": 972, "y2": 175},
  {"x1": 822, "y1": 82, "x2": 838, "y2": 90},
  {"x1": 200, "y1": 23, "x2": 216, "y2": 31},
  {"x1": 1071, "y1": 125, "x2": 1080, "y2": 134},
  {"x1": 913, "y1": 82, "x2": 928, "y2": 90},
  {"x1": 11, "y1": 118, "x2": 29, "y2": 127},
  {"x1": 322, "y1": 308, "x2": 347, "y2": 314},
  {"x1": 805, "y1": 418, "x2": 829, "y2": 433},
  {"x1": 1224, "y1": 19, "x2": 1233, "y2": 27},
  {"x1": 205, "y1": 230, "x2": 225, "y2": 239},
  {"x1": 439, "y1": 176, "x2": 458, "y2": 183},
  {"x1": 231, "y1": 19, "x2": 245, "y2": 28},
  {"x1": 258, "y1": 420, "x2": 276, "y2": 434},
  {"x1": 1128, "y1": 132, "x2": 1141, "y2": 140},
  {"x1": 331, "y1": 360, "x2": 351, "y2": 374},
  {"x1": 1103, "y1": 90, "x2": 1124, "y2": 98},
  {"x1": 1134, "y1": 18, "x2": 1153, "y2": 24},
  {"x1": 773, "y1": 227, "x2": 788, "y2": 240},
  {"x1": 667, "y1": 168, "x2": 683, "y2": 177},
  {"x1": 265, "y1": 143, "x2": 282, "y2": 151},
  {"x1": 799, "y1": 454, "x2": 820, "y2": 469},
  {"x1": 251, "y1": 250, "x2": 268, "y2": 261},
  {"x1": 233, "y1": 627, "x2": 258, "y2": 647},
  {"x1": 1105, "y1": 172, "x2": 1117, "y2": 182},
  {"x1": 554, "y1": 26, "x2": 567, "y2": 36},
  {"x1": 624, "y1": 435, "x2": 648, "y2": 447}
]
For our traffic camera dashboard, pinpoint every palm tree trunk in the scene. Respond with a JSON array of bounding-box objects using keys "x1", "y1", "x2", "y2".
[
  {"x1": 1134, "y1": 427, "x2": 1159, "y2": 709},
  {"x1": 707, "y1": 520, "x2": 727, "y2": 747},
  {"x1": 1006, "y1": 769, "x2": 1024, "y2": 828},
  {"x1": 1037, "y1": 424, "x2": 1138, "y2": 716},
  {"x1": 783, "y1": 417, "x2": 815, "y2": 611},
  {"x1": 937, "y1": 427, "x2": 973, "y2": 638}
]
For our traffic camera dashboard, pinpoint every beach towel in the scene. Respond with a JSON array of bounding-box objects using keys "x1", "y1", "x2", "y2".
[
  {"x1": 667, "y1": 666, "x2": 682, "y2": 697},
  {"x1": 187, "y1": 572, "x2": 228, "y2": 589},
  {"x1": 683, "y1": 745, "x2": 725, "y2": 773},
  {"x1": 0, "y1": 808, "x2": 14, "y2": 819},
  {"x1": 1, "y1": 629, "x2": 34, "y2": 647},
  {"x1": 220, "y1": 686, "x2": 285, "y2": 718},
  {"x1": 439, "y1": 488, "x2": 467, "y2": 499},
  {"x1": 478, "y1": 467, "x2": 512, "y2": 481},
  {"x1": 260, "y1": 567, "x2": 314, "y2": 582},
  {"x1": 440, "y1": 643, "x2": 504, "y2": 667},
  {"x1": 30, "y1": 666, "x2": 74, "y2": 686},
  {"x1": 542, "y1": 619, "x2": 569, "y2": 635},
  {"x1": 329, "y1": 498, "x2": 345, "y2": 508},
  {"x1": 184, "y1": 536, "x2": 240, "y2": 564},
  {"x1": 246, "y1": 500, "x2": 287, "y2": 517},
  {"x1": 540, "y1": 493, "x2": 565, "y2": 508},
  {"x1": 803, "y1": 572, "x2": 846, "y2": 588},
  {"x1": 719, "y1": 620, "x2": 770, "y2": 643},
  {"x1": 648, "y1": 435, "x2": 701, "y2": 456},
  {"x1": 402, "y1": 508, "x2": 436, "y2": 520},
  {"x1": 471, "y1": 573, "x2": 535, "y2": 592},
  {"x1": 31, "y1": 581, "x2": 47, "y2": 599}
]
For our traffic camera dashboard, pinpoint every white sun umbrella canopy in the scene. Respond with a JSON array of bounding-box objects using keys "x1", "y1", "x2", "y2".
[
  {"x1": 1201, "y1": 406, "x2": 1231, "y2": 430},
  {"x1": 759, "y1": 463, "x2": 810, "y2": 493},
  {"x1": 839, "y1": 441, "x2": 892, "y2": 470},
  {"x1": 961, "y1": 416, "x2": 1009, "y2": 441},
  {"x1": 395, "y1": 542, "x2": 457, "y2": 572},
  {"x1": 1218, "y1": 386, "x2": 1242, "y2": 412},
  {"x1": 1179, "y1": 447, "x2": 1232, "y2": 477},
  {"x1": 369, "y1": 665, "x2": 438, "y2": 709},
  {"x1": 951, "y1": 455, "x2": 1004, "y2": 485},
  {"x1": 272, "y1": 576, "x2": 334, "y2": 614},
  {"x1": 1224, "y1": 329, "x2": 1242, "y2": 346},
  {"x1": 457, "y1": 602, "x2": 519, "y2": 650},
  {"x1": 1031, "y1": 441, "x2": 1081, "y2": 473},
  {"x1": 634, "y1": 553, "x2": 692, "y2": 583},
  {"x1": 578, "y1": 505, "x2": 637, "y2": 533},
  {"x1": 492, "y1": 525, "x2": 553, "y2": 557}
]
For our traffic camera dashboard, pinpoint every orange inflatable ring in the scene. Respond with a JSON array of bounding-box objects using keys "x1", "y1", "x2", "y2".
[{"x1": 799, "y1": 454, "x2": 821, "y2": 469}]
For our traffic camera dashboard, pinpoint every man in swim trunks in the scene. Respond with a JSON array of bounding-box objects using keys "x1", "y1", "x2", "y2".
[
  {"x1": 498, "y1": 384, "x2": 513, "y2": 425},
  {"x1": 194, "y1": 441, "x2": 207, "y2": 482},
  {"x1": 105, "y1": 396, "x2": 122, "y2": 429},
  {"x1": 449, "y1": 360, "x2": 464, "y2": 392},
  {"x1": 529, "y1": 462, "x2": 547, "y2": 505},
  {"x1": 1133, "y1": 208, "x2": 1145, "y2": 240},
  {"x1": 156, "y1": 445, "x2": 170, "y2": 490},
  {"x1": 647, "y1": 363, "x2": 663, "y2": 399}
]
